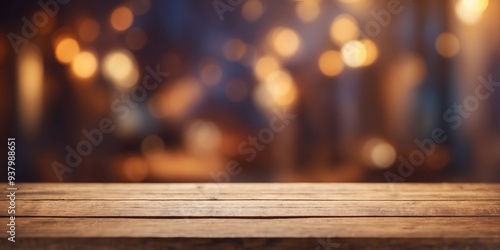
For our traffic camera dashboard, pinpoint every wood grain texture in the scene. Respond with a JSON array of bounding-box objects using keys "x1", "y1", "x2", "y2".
[
  {"x1": 5, "y1": 238, "x2": 500, "y2": 250},
  {"x1": 12, "y1": 217, "x2": 500, "y2": 238},
  {"x1": 1, "y1": 183, "x2": 499, "y2": 249},
  {"x1": 12, "y1": 183, "x2": 500, "y2": 200},
  {"x1": 7, "y1": 200, "x2": 500, "y2": 217}
]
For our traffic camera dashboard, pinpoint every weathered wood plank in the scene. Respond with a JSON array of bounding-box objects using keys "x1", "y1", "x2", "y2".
[
  {"x1": 4, "y1": 238, "x2": 500, "y2": 250},
  {"x1": 6, "y1": 200, "x2": 500, "y2": 217},
  {"x1": 2, "y1": 183, "x2": 499, "y2": 249},
  {"x1": 12, "y1": 217, "x2": 500, "y2": 238},
  {"x1": 9, "y1": 183, "x2": 500, "y2": 201}
]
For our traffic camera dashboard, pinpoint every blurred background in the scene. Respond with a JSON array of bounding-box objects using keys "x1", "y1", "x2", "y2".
[{"x1": 1, "y1": 0, "x2": 499, "y2": 182}]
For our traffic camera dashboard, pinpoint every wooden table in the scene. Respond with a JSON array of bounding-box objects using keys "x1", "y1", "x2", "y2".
[{"x1": 1, "y1": 183, "x2": 500, "y2": 249}]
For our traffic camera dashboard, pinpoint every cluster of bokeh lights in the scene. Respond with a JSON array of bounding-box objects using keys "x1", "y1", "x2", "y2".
[{"x1": 13, "y1": 0, "x2": 493, "y2": 181}]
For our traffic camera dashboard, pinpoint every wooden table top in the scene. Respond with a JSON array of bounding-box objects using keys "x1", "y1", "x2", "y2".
[{"x1": 2, "y1": 183, "x2": 500, "y2": 249}]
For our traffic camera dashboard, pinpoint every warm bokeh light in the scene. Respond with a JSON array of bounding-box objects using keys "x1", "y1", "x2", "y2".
[
  {"x1": 371, "y1": 142, "x2": 396, "y2": 169},
  {"x1": 363, "y1": 138, "x2": 396, "y2": 169},
  {"x1": 223, "y1": 39, "x2": 247, "y2": 61},
  {"x1": 318, "y1": 50, "x2": 343, "y2": 77},
  {"x1": 77, "y1": 18, "x2": 100, "y2": 42},
  {"x1": 384, "y1": 53, "x2": 427, "y2": 134},
  {"x1": 435, "y1": 32, "x2": 460, "y2": 58},
  {"x1": 71, "y1": 51, "x2": 98, "y2": 79},
  {"x1": 17, "y1": 45, "x2": 43, "y2": 135},
  {"x1": 122, "y1": 156, "x2": 149, "y2": 182},
  {"x1": 361, "y1": 39, "x2": 378, "y2": 66},
  {"x1": 55, "y1": 38, "x2": 80, "y2": 64},
  {"x1": 242, "y1": 0, "x2": 264, "y2": 22},
  {"x1": 110, "y1": 6, "x2": 134, "y2": 31},
  {"x1": 102, "y1": 50, "x2": 139, "y2": 88},
  {"x1": 341, "y1": 40, "x2": 367, "y2": 68},
  {"x1": 156, "y1": 77, "x2": 202, "y2": 120},
  {"x1": 254, "y1": 56, "x2": 281, "y2": 81},
  {"x1": 270, "y1": 27, "x2": 301, "y2": 58},
  {"x1": 265, "y1": 71, "x2": 293, "y2": 97},
  {"x1": 126, "y1": 27, "x2": 148, "y2": 50},
  {"x1": 296, "y1": 0, "x2": 320, "y2": 23},
  {"x1": 455, "y1": 0, "x2": 489, "y2": 24},
  {"x1": 185, "y1": 120, "x2": 221, "y2": 155},
  {"x1": 387, "y1": 53, "x2": 427, "y2": 89},
  {"x1": 330, "y1": 14, "x2": 359, "y2": 45},
  {"x1": 145, "y1": 151, "x2": 222, "y2": 181},
  {"x1": 254, "y1": 70, "x2": 297, "y2": 109},
  {"x1": 200, "y1": 59, "x2": 223, "y2": 86}
]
